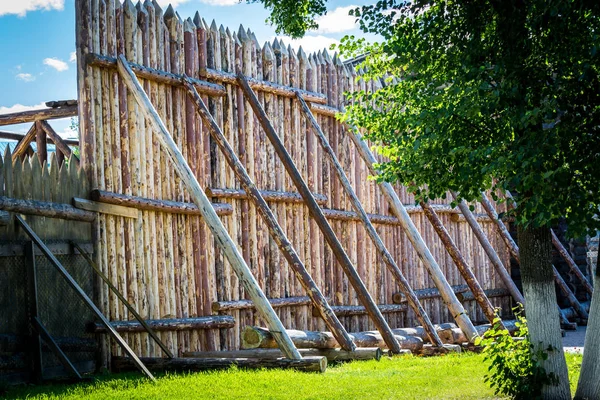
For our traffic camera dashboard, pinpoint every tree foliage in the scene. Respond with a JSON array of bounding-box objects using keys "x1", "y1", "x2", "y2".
[
  {"x1": 249, "y1": 0, "x2": 326, "y2": 38},
  {"x1": 337, "y1": 0, "x2": 600, "y2": 238}
]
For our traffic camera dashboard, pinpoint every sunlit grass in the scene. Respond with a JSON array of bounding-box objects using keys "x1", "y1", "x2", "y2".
[{"x1": 2, "y1": 352, "x2": 583, "y2": 400}]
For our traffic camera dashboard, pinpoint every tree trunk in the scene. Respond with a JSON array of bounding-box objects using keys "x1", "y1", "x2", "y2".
[
  {"x1": 518, "y1": 225, "x2": 570, "y2": 399},
  {"x1": 574, "y1": 267, "x2": 600, "y2": 400}
]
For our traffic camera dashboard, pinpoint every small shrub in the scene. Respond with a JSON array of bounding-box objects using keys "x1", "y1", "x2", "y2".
[{"x1": 475, "y1": 309, "x2": 557, "y2": 400}]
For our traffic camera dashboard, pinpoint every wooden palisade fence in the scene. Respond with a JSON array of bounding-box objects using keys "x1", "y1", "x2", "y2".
[{"x1": 69, "y1": 0, "x2": 517, "y2": 362}]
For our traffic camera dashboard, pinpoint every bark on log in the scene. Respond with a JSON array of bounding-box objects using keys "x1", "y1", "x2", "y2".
[
  {"x1": 200, "y1": 67, "x2": 327, "y2": 104},
  {"x1": 40, "y1": 121, "x2": 79, "y2": 166},
  {"x1": 212, "y1": 296, "x2": 313, "y2": 312},
  {"x1": 182, "y1": 348, "x2": 383, "y2": 362},
  {"x1": 90, "y1": 189, "x2": 233, "y2": 216},
  {"x1": 87, "y1": 53, "x2": 225, "y2": 97},
  {"x1": 117, "y1": 55, "x2": 301, "y2": 360},
  {"x1": 206, "y1": 187, "x2": 328, "y2": 206},
  {"x1": 11, "y1": 124, "x2": 37, "y2": 161},
  {"x1": 0, "y1": 130, "x2": 79, "y2": 146},
  {"x1": 561, "y1": 302, "x2": 591, "y2": 321},
  {"x1": 311, "y1": 304, "x2": 407, "y2": 317},
  {"x1": 242, "y1": 326, "x2": 423, "y2": 352},
  {"x1": 392, "y1": 285, "x2": 470, "y2": 304},
  {"x1": 456, "y1": 288, "x2": 511, "y2": 302},
  {"x1": 0, "y1": 105, "x2": 78, "y2": 126},
  {"x1": 438, "y1": 320, "x2": 520, "y2": 344},
  {"x1": 0, "y1": 196, "x2": 96, "y2": 222},
  {"x1": 112, "y1": 356, "x2": 327, "y2": 373},
  {"x1": 89, "y1": 316, "x2": 235, "y2": 333}
]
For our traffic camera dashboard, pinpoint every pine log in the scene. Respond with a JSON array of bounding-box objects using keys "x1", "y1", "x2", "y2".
[
  {"x1": 561, "y1": 302, "x2": 591, "y2": 321},
  {"x1": 237, "y1": 72, "x2": 402, "y2": 354},
  {"x1": 89, "y1": 316, "x2": 235, "y2": 333},
  {"x1": 87, "y1": 53, "x2": 225, "y2": 97},
  {"x1": 456, "y1": 288, "x2": 511, "y2": 302},
  {"x1": 311, "y1": 304, "x2": 407, "y2": 317},
  {"x1": 418, "y1": 344, "x2": 462, "y2": 356},
  {"x1": 0, "y1": 130, "x2": 79, "y2": 146},
  {"x1": 0, "y1": 196, "x2": 96, "y2": 222},
  {"x1": 212, "y1": 296, "x2": 313, "y2": 312},
  {"x1": 0, "y1": 105, "x2": 78, "y2": 126},
  {"x1": 11, "y1": 124, "x2": 37, "y2": 161},
  {"x1": 551, "y1": 229, "x2": 593, "y2": 295},
  {"x1": 117, "y1": 55, "x2": 301, "y2": 360},
  {"x1": 242, "y1": 326, "x2": 424, "y2": 352},
  {"x1": 45, "y1": 100, "x2": 78, "y2": 108},
  {"x1": 182, "y1": 348, "x2": 383, "y2": 362},
  {"x1": 200, "y1": 67, "x2": 326, "y2": 104},
  {"x1": 438, "y1": 320, "x2": 520, "y2": 344},
  {"x1": 40, "y1": 121, "x2": 79, "y2": 166},
  {"x1": 206, "y1": 187, "x2": 328, "y2": 206},
  {"x1": 392, "y1": 285, "x2": 470, "y2": 304},
  {"x1": 112, "y1": 356, "x2": 327, "y2": 373},
  {"x1": 450, "y1": 213, "x2": 492, "y2": 223},
  {"x1": 90, "y1": 189, "x2": 233, "y2": 216}
]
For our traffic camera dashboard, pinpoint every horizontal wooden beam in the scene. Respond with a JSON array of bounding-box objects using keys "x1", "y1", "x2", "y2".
[
  {"x1": 45, "y1": 100, "x2": 77, "y2": 108},
  {"x1": 456, "y1": 287, "x2": 511, "y2": 302},
  {"x1": 200, "y1": 67, "x2": 327, "y2": 104},
  {"x1": 112, "y1": 356, "x2": 327, "y2": 373},
  {"x1": 392, "y1": 285, "x2": 470, "y2": 304},
  {"x1": 0, "y1": 241, "x2": 93, "y2": 257},
  {"x1": 0, "y1": 196, "x2": 96, "y2": 222},
  {"x1": 89, "y1": 316, "x2": 235, "y2": 333},
  {"x1": 0, "y1": 130, "x2": 79, "y2": 146},
  {"x1": 451, "y1": 213, "x2": 492, "y2": 223},
  {"x1": 0, "y1": 106, "x2": 78, "y2": 127},
  {"x1": 87, "y1": 53, "x2": 226, "y2": 97},
  {"x1": 73, "y1": 198, "x2": 139, "y2": 219},
  {"x1": 322, "y1": 205, "x2": 457, "y2": 226},
  {"x1": 212, "y1": 296, "x2": 313, "y2": 313},
  {"x1": 182, "y1": 348, "x2": 383, "y2": 362},
  {"x1": 206, "y1": 187, "x2": 328, "y2": 206},
  {"x1": 89, "y1": 189, "x2": 233, "y2": 216},
  {"x1": 308, "y1": 103, "x2": 339, "y2": 117},
  {"x1": 312, "y1": 304, "x2": 408, "y2": 317},
  {"x1": 0, "y1": 333, "x2": 97, "y2": 353},
  {"x1": 0, "y1": 211, "x2": 10, "y2": 226}
]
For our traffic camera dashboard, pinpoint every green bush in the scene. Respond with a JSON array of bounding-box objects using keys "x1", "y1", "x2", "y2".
[{"x1": 475, "y1": 310, "x2": 557, "y2": 400}]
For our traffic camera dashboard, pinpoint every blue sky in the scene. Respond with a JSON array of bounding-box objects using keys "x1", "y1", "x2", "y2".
[{"x1": 0, "y1": 0, "x2": 374, "y2": 139}]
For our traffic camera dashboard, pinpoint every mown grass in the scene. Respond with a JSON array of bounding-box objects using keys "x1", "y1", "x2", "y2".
[{"x1": 2, "y1": 352, "x2": 583, "y2": 400}]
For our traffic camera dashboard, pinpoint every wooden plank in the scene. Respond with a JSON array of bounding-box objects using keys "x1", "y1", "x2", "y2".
[
  {"x1": 116, "y1": 54, "x2": 301, "y2": 360},
  {"x1": 206, "y1": 187, "x2": 328, "y2": 205},
  {"x1": 183, "y1": 77, "x2": 355, "y2": 351},
  {"x1": 237, "y1": 72, "x2": 402, "y2": 354},
  {"x1": 0, "y1": 106, "x2": 78, "y2": 127},
  {"x1": 73, "y1": 197, "x2": 139, "y2": 219},
  {"x1": 15, "y1": 215, "x2": 155, "y2": 381}
]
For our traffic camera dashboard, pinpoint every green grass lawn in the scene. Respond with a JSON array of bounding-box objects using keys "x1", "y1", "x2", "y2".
[{"x1": 2, "y1": 353, "x2": 583, "y2": 400}]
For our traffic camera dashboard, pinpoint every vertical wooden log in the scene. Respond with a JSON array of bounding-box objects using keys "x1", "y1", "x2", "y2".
[
  {"x1": 34, "y1": 121, "x2": 47, "y2": 167},
  {"x1": 236, "y1": 73, "x2": 402, "y2": 354},
  {"x1": 116, "y1": 55, "x2": 302, "y2": 360}
]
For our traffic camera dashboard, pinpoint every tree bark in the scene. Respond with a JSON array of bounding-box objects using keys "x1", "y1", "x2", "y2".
[
  {"x1": 518, "y1": 224, "x2": 571, "y2": 399},
  {"x1": 574, "y1": 268, "x2": 600, "y2": 400}
]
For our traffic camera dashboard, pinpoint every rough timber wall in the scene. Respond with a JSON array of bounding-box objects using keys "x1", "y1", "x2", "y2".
[{"x1": 76, "y1": 0, "x2": 512, "y2": 357}]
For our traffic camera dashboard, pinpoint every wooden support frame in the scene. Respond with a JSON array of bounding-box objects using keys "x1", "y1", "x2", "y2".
[
  {"x1": 40, "y1": 121, "x2": 79, "y2": 166},
  {"x1": 343, "y1": 125, "x2": 479, "y2": 342},
  {"x1": 474, "y1": 192, "x2": 589, "y2": 320},
  {"x1": 0, "y1": 106, "x2": 78, "y2": 127},
  {"x1": 183, "y1": 77, "x2": 355, "y2": 352},
  {"x1": 15, "y1": 215, "x2": 156, "y2": 381},
  {"x1": 236, "y1": 72, "x2": 402, "y2": 354},
  {"x1": 0, "y1": 196, "x2": 96, "y2": 222},
  {"x1": 12, "y1": 124, "x2": 37, "y2": 162},
  {"x1": 25, "y1": 241, "x2": 43, "y2": 382},
  {"x1": 116, "y1": 55, "x2": 301, "y2": 360},
  {"x1": 71, "y1": 241, "x2": 173, "y2": 358},
  {"x1": 206, "y1": 187, "x2": 329, "y2": 206},
  {"x1": 32, "y1": 317, "x2": 82, "y2": 380},
  {"x1": 296, "y1": 93, "x2": 446, "y2": 347}
]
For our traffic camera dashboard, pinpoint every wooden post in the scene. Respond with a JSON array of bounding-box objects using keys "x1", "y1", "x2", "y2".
[
  {"x1": 295, "y1": 93, "x2": 447, "y2": 346},
  {"x1": 35, "y1": 121, "x2": 47, "y2": 166},
  {"x1": 344, "y1": 127, "x2": 480, "y2": 342},
  {"x1": 475, "y1": 192, "x2": 589, "y2": 320},
  {"x1": 116, "y1": 55, "x2": 301, "y2": 360},
  {"x1": 25, "y1": 241, "x2": 43, "y2": 383},
  {"x1": 236, "y1": 72, "x2": 402, "y2": 354},
  {"x1": 450, "y1": 191, "x2": 526, "y2": 304},
  {"x1": 420, "y1": 200, "x2": 500, "y2": 326},
  {"x1": 183, "y1": 77, "x2": 355, "y2": 351},
  {"x1": 15, "y1": 216, "x2": 155, "y2": 381}
]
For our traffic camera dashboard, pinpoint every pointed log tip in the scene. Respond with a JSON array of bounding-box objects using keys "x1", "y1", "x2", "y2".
[
  {"x1": 163, "y1": 4, "x2": 175, "y2": 18},
  {"x1": 219, "y1": 24, "x2": 226, "y2": 34},
  {"x1": 238, "y1": 25, "x2": 249, "y2": 41},
  {"x1": 193, "y1": 11, "x2": 202, "y2": 27},
  {"x1": 123, "y1": 0, "x2": 137, "y2": 13},
  {"x1": 184, "y1": 17, "x2": 195, "y2": 32},
  {"x1": 210, "y1": 19, "x2": 218, "y2": 31},
  {"x1": 271, "y1": 37, "x2": 280, "y2": 49}
]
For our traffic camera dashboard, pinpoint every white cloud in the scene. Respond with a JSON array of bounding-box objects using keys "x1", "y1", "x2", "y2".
[
  {"x1": 0, "y1": 0, "x2": 64, "y2": 17},
  {"x1": 275, "y1": 35, "x2": 341, "y2": 58},
  {"x1": 69, "y1": 51, "x2": 76, "y2": 63},
  {"x1": 0, "y1": 102, "x2": 48, "y2": 115},
  {"x1": 43, "y1": 57, "x2": 68, "y2": 72},
  {"x1": 314, "y1": 5, "x2": 358, "y2": 34},
  {"x1": 16, "y1": 73, "x2": 35, "y2": 82}
]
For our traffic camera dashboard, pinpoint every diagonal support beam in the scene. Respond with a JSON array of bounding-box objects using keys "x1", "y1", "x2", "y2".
[
  {"x1": 339, "y1": 123, "x2": 479, "y2": 342},
  {"x1": 116, "y1": 55, "x2": 301, "y2": 360},
  {"x1": 40, "y1": 121, "x2": 79, "y2": 167},
  {"x1": 32, "y1": 317, "x2": 82, "y2": 380},
  {"x1": 12, "y1": 124, "x2": 37, "y2": 163},
  {"x1": 296, "y1": 93, "x2": 447, "y2": 346},
  {"x1": 182, "y1": 78, "x2": 355, "y2": 352},
  {"x1": 71, "y1": 241, "x2": 173, "y2": 358},
  {"x1": 236, "y1": 72, "x2": 401, "y2": 354},
  {"x1": 15, "y1": 215, "x2": 155, "y2": 381}
]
